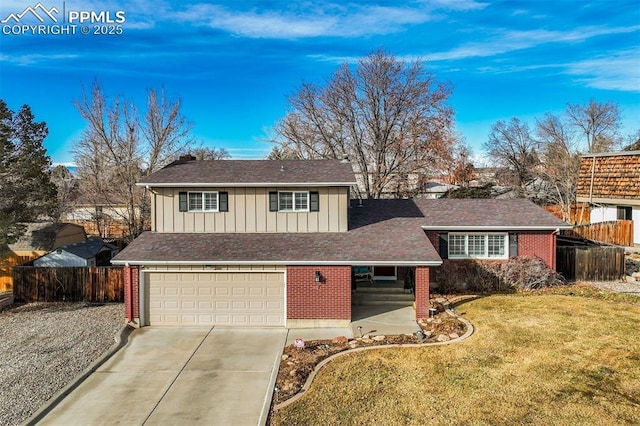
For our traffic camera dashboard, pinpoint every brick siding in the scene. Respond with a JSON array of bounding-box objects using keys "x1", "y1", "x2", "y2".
[
  {"x1": 124, "y1": 265, "x2": 139, "y2": 322},
  {"x1": 414, "y1": 266, "x2": 430, "y2": 319},
  {"x1": 286, "y1": 266, "x2": 351, "y2": 320}
]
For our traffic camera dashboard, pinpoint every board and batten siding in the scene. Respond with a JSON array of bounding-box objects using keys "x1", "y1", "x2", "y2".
[{"x1": 151, "y1": 186, "x2": 349, "y2": 233}]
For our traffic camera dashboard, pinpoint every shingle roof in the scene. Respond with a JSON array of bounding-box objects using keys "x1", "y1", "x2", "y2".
[
  {"x1": 138, "y1": 159, "x2": 357, "y2": 187},
  {"x1": 59, "y1": 240, "x2": 117, "y2": 259},
  {"x1": 8, "y1": 223, "x2": 84, "y2": 252},
  {"x1": 576, "y1": 151, "x2": 640, "y2": 202},
  {"x1": 113, "y1": 198, "x2": 567, "y2": 266},
  {"x1": 412, "y1": 198, "x2": 571, "y2": 230}
]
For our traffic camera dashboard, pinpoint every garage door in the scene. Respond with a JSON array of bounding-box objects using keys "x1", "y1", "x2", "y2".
[{"x1": 147, "y1": 271, "x2": 285, "y2": 326}]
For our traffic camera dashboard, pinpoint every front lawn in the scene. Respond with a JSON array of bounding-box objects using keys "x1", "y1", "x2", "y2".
[{"x1": 271, "y1": 293, "x2": 640, "y2": 425}]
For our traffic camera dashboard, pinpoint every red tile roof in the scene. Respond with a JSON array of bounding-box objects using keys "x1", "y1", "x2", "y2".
[{"x1": 139, "y1": 159, "x2": 356, "y2": 187}]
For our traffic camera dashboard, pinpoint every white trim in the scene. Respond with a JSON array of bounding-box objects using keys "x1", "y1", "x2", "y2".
[
  {"x1": 138, "y1": 267, "x2": 146, "y2": 327},
  {"x1": 422, "y1": 225, "x2": 572, "y2": 231},
  {"x1": 278, "y1": 190, "x2": 309, "y2": 212},
  {"x1": 448, "y1": 232, "x2": 509, "y2": 260},
  {"x1": 187, "y1": 191, "x2": 219, "y2": 212},
  {"x1": 137, "y1": 182, "x2": 357, "y2": 188},
  {"x1": 113, "y1": 260, "x2": 443, "y2": 266},
  {"x1": 580, "y1": 150, "x2": 640, "y2": 158},
  {"x1": 139, "y1": 268, "x2": 287, "y2": 273}
]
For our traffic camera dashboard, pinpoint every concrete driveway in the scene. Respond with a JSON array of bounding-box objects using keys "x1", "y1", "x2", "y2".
[{"x1": 39, "y1": 327, "x2": 287, "y2": 426}]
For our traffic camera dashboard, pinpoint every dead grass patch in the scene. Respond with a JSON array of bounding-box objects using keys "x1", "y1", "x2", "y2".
[{"x1": 271, "y1": 294, "x2": 640, "y2": 426}]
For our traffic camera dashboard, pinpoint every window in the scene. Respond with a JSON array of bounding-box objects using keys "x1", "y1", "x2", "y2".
[
  {"x1": 178, "y1": 191, "x2": 228, "y2": 212},
  {"x1": 188, "y1": 192, "x2": 217, "y2": 211},
  {"x1": 448, "y1": 233, "x2": 507, "y2": 259},
  {"x1": 278, "y1": 191, "x2": 308, "y2": 211}
]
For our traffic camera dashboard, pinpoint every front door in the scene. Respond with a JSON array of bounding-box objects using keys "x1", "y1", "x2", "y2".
[{"x1": 372, "y1": 266, "x2": 396, "y2": 281}]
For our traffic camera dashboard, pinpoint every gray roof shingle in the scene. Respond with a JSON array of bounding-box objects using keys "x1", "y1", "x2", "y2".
[
  {"x1": 139, "y1": 159, "x2": 357, "y2": 187},
  {"x1": 113, "y1": 198, "x2": 568, "y2": 265}
]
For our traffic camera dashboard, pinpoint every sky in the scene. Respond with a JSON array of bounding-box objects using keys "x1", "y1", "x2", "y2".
[{"x1": 0, "y1": 0, "x2": 638, "y2": 166}]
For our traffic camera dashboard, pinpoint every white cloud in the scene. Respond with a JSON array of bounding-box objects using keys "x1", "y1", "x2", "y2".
[
  {"x1": 564, "y1": 48, "x2": 640, "y2": 92},
  {"x1": 1, "y1": 53, "x2": 79, "y2": 65}
]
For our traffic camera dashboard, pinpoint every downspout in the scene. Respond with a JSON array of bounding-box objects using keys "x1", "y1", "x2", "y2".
[
  {"x1": 551, "y1": 229, "x2": 560, "y2": 270},
  {"x1": 125, "y1": 262, "x2": 133, "y2": 322}
]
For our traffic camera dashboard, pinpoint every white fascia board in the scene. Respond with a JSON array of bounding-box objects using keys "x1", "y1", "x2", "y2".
[
  {"x1": 137, "y1": 182, "x2": 357, "y2": 188},
  {"x1": 111, "y1": 259, "x2": 442, "y2": 267},
  {"x1": 421, "y1": 225, "x2": 573, "y2": 231}
]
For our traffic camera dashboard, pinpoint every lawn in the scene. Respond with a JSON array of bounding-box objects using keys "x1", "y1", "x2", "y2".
[{"x1": 271, "y1": 293, "x2": 640, "y2": 425}]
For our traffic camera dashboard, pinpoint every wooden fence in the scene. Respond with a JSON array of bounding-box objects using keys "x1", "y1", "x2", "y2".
[
  {"x1": 561, "y1": 220, "x2": 633, "y2": 247},
  {"x1": 0, "y1": 255, "x2": 39, "y2": 293},
  {"x1": 13, "y1": 266, "x2": 124, "y2": 303},
  {"x1": 556, "y1": 246, "x2": 625, "y2": 281}
]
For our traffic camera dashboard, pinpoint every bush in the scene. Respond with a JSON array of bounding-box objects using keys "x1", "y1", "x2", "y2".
[{"x1": 432, "y1": 257, "x2": 564, "y2": 293}]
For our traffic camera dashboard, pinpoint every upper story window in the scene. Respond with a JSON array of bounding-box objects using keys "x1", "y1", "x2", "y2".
[
  {"x1": 178, "y1": 191, "x2": 228, "y2": 212},
  {"x1": 270, "y1": 191, "x2": 319, "y2": 212},
  {"x1": 189, "y1": 191, "x2": 218, "y2": 211},
  {"x1": 449, "y1": 233, "x2": 507, "y2": 259}
]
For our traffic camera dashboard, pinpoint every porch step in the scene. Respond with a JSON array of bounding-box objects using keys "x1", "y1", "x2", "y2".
[{"x1": 352, "y1": 290, "x2": 415, "y2": 306}]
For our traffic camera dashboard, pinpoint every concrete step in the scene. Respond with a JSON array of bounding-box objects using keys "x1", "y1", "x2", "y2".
[
  {"x1": 352, "y1": 298, "x2": 414, "y2": 306},
  {"x1": 355, "y1": 286, "x2": 408, "y2": 294}
]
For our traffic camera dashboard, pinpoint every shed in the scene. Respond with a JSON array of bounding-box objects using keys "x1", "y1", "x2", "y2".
[{"x1": 33, "y1": 240, "x2": 119, "y2": 267}]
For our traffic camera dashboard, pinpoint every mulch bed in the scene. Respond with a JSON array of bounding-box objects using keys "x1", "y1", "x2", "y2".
[{"x1": 274, "y1": 300, "x2": 467, "y2": 404}]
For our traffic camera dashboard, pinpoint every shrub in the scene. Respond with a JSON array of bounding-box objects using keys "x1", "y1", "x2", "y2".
[{"x1": 432, "y1": 257, "x2": 564, "y2": 293}]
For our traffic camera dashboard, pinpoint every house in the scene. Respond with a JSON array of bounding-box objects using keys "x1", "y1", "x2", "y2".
[
  {"x1": 62, "y1": 193, "x2": 136, "y2": 238},
  {"x1": 33, "y1": 239, "x2": 119, "y2": 267},
  {"x1": 576, "y1": 151, "x2": 640, "y2": 246},
  {"x1": 112, "y1": 158, "x2": 569, "y2": 328},
  {"x1": 1, "y1": 223, "x2": 87, "y2": 291}
]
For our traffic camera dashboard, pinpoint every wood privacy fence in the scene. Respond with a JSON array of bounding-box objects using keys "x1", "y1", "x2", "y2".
[
  {"x1": 556, "y1": 246, "x2": 625, "y2": 281},
  {"x1": 13, "y1": 266, "x2": 124, "y2": 303},
  {"x1": 0, "y1": 255, "x2": 38, "y2": 293},
  {"x1": 561, "y1": 220, "x2": 633, "y2": 247}
]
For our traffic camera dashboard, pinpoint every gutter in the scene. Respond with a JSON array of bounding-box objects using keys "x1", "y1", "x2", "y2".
[
  {"x1": 111, "y1": 259, "x2": 443, "y2": 267},
  {"x1": 136, "y1": 182, "x2": 358, "y2": 188},
  {"x1": 420, "y1": 225, "x2": 573, "y2": 231}
]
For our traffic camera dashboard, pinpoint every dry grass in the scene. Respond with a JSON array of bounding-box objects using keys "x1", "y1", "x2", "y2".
[{"x1": 271, "y1": 294, "x2": 640, "y2": 425}]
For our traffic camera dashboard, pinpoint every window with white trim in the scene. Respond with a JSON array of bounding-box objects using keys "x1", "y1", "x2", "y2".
[
  {"x1": 448, "y1": 233, "x2": 508, "y2": 259},
  {"x1": 278, "y1": 191, "x2": 309, "y2": 212},
  {"x1": 188, "y1": 191, "x2": 218, "y2": 212}
]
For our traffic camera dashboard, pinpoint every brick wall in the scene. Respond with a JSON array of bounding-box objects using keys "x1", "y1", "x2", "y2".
[
  {"x1": 518, "y1": 232, "x2": 555, "y2": 268},
  {"x1": 425, "y1": 230, "x2": 555, "y2": 268},
  {"x1": 286, "y1": 266, "x2": 351, "y2": 321},
  {"x1": 124, "y1": 265, "x2": 140, "y2": 322},
  {"x1": 414, "y1": 266, "x2": 430, "y2": 319}
]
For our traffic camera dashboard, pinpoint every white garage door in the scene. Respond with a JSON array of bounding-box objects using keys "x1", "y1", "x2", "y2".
[{"x1": 148, "y1": 271, "x2": 285, "y2": 326}]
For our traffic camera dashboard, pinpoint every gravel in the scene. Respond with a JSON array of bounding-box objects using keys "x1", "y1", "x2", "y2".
[
  {"x1": 588, "y1": 279, "x2": 640, "y2": 296},
  {"x1": 0, "y1": 302, "x2": 124, "y2": 426}
]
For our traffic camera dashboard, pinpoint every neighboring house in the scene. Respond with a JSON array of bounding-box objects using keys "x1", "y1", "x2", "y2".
[
  {"x1": 576, "y1": 151, "x2": 640, "y2": 246},
  {"x1": 112, "y1": 158, "x2": 569, "y2": 328},
  {"x1": 62, "y1": 194, "x2": 135, "y2": 238},
  {"x1": 1, "y1": 222, "x2": 87, "y2": 291},
  {"x1": 33, "y1": 239, "x2": 119, "y2": 267}
]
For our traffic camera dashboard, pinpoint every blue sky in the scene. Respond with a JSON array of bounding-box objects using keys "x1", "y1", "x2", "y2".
[{"x1": 0, "y1": 0, "x2": 638, "y2": 166}]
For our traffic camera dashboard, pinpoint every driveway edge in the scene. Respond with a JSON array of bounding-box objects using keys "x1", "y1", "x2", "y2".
[
  {"x1": 23, "y1": 324, "x2": 134, "y2": 426},
  {"x1": 274, "y1": 296, "x2": 479, "y2": 411}
]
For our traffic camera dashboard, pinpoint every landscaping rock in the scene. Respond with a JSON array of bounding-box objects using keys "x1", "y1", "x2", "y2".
[
  {"x1": 372, "y1": 335, "x2": 386, "y2": 341},
  {"x1": 449, "y1": 333, "x2": 460, "y2": 339},
  {"x1": 436, "y1": 334, "x2": 450, "y2": 342},
  {"x1": 281, "y1": 354, "x2": 289, "y2": 361},
  {"x1": 332, "y1": 336, "x2": 348, "y2": 345},
  {"x1": 362, "y1": 338, "x2": 373, "y2": 344}
]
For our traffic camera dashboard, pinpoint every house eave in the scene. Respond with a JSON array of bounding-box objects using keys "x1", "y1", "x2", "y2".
[
  {"x1": 111, "y1": 259, "x2": 442, "y2": 267},
  {"x1": 576, "y1": 196, "x2": 640, "y2": 207},
  {"x1": 137, "y1": 182, "x2": 357, "y2": 188},
  {"x1": 421, "y1": 225, "x2": 573, "y2": 231}
]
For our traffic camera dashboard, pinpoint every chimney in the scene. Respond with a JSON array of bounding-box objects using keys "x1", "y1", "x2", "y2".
[{"x1": 179, "y1": 154, "x2": 196, "y2": 162}]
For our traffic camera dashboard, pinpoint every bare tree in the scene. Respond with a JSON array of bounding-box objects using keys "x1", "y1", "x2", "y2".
[
  {"x1": 272, "y1": 50, "x2": 457, "y2": 199},
  {"x1": 535, "y1": 114, "x2": 580, "y2": 222},
  {"x1": 73, "y1": 82, "x2": 205, "y2": 239},
  {"x1": 566, "y1": 99, "x2": 621, "y2": 153},
  {"x1": 484, "y1": 118, "x2": 539, "y2": 191},
  {"x1": 190, "y1": 146, "x2": 230, "y2": 160}
]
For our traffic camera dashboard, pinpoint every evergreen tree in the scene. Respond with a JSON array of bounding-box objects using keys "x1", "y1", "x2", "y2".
[{"x1": 0, "y1": 100, "x2": 57, "y2": 250}]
